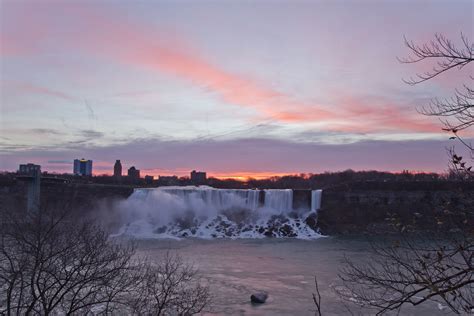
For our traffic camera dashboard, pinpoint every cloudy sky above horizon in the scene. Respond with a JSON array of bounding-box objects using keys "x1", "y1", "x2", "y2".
[{"x1": 1, "y1": 0, "x2": 473, "y2": 178}]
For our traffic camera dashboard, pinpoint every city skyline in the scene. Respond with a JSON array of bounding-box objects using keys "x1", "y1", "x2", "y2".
[
  {"x1": 9, "y1": 154, "x2": 448, "y2": 181},
  {"x1": 1, "y1": 0, "x2": 473, "y2": 178}
]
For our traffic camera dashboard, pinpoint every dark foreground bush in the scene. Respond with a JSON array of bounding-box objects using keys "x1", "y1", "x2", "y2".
[{"x1": 0, "y1": 207, "x2": 210, "y2": 315}]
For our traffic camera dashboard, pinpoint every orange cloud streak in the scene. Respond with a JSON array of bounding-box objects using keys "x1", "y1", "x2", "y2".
[
  {"x1": 87, "y1": 13, "x2": 443, "y2": 134},
  {"x1": 54, "y1": 5, "x2": 337, "y2": 123},
  {"x1": 122, "y1": 44, "x2": 334, "y2": 122}
]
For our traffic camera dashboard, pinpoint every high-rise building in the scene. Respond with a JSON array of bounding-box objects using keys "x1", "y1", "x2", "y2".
[
  {"x1": 73, "y1": 159, "x2": 93, "y2": 176},
  {"x1": 128, "y1": 166, "x2": 140, "y2": 179},
  {"x1": 190, "y1": 170, "x2": 206, "y2": 184},
  {"x1": 114, "y1": 160, "x2": 122, "y2": 177}
]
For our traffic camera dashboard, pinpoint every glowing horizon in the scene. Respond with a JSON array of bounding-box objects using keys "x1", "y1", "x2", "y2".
[{"x1": 30, "y1": 167, "x2": 444, "y2": 182}]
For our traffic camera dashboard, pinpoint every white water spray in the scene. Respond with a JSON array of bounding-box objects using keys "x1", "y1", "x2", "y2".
[{"x1": 115, "y1": 186, "x2": 322, "y2": 239}]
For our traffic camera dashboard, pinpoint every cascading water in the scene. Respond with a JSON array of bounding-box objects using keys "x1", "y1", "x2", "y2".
[
  {"x1": 159, "y1": 186, "x2": 261, "y2": 211},
  {"x1": 311, "y1": 189, "x2": 322, "y2": 212},
  {"x1": 263, "y1": 189, "x2": 293, "y2": 212},
  {"x1": 115, "y1": 186, "x2": 322, "y2": 239}
]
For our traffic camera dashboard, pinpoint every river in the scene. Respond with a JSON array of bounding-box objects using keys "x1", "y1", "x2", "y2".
[{"x1": 136, "y1": 237, "x2": 448, "y2": 316}]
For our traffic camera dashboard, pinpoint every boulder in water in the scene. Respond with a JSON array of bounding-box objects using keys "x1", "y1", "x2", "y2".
[
  {"x1": 279, "y1": 224, "x2": 294, "y2": 237},
  {"x1": 251, "y1": 292, "x2": 268, "y2": 304},
  {"x1": 264, "y1": 229, "x2": 274, "y2": 237}
]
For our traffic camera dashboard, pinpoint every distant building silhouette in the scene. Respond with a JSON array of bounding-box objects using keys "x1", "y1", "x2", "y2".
[
  {"x1": 128, "y1": 166, "x2": 140, "y2": 179},
  {"x1": 114, "y1": 160, "x2": 122, "y2": 177},
  {"x1": 190, "y1": 170, "x2": 206, "y2": 185},
  {"x1": 158, "y1": 175, "x2": 179, "y2": 186},
  {"x1": 73, "y1": 159, "x2": 92, "y2": 176},
  {"x1": 144, "y1": 175, "x2": 154, "y2": 184},
  {"x1": 18, "y1": 163, "x2": 41, "y2": 176}
]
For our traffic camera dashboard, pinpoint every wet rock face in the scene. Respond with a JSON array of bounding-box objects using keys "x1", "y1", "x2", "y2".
[
  {"x1": 148, "y1": 207, "x2": 320, "y2": 238},
  {"x1": 264, "y1": 230, "x2": 274, "y2": 237},
  {"x1": 280, "y1": 224, "x2": 297, "y2": 237},
  {"x1": 263, "y1": 215, "x2": 302, "y2": 237},
  {"x1": 250, "y1": 292, "x2": 268, "y2": 304},
  {"x1": 304, "y1": 212, "x2": 318, "y2": 232},
  {"x1": 318, "y1": 187, "x2": 474, "y2": 235}
]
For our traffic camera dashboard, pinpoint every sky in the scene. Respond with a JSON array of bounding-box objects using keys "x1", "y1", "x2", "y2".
[{"x1": 0, "y1": 0, "x2": 473, "y2": 179}]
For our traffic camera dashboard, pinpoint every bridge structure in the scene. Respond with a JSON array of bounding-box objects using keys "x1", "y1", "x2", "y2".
[{"x1": 16, "y1": 173, "x2": 69, "y2": 212}]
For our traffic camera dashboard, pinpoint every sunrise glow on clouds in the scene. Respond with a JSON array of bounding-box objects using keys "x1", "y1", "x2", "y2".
[{"x1": 1, "y1": 0, "x2": 473, "y2": 177}]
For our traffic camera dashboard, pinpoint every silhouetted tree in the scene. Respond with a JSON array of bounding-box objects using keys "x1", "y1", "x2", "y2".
[
  {"x1": 400, "y1": 33, "x2": 474, "y2": 179},
  {"x1": 333, "y1": 33, "x2": 474, "y2": 315},
  {"x1": 0, "y1": 206, "x2": 210, "y2": 315},
  {"x1": 337, "y1": 236, "x2": 473, "y2": 314},
  {"x1": 0, "y1": 207, "x2": 137, "y2": 314},
  {"x1": 127, "y1": 252, "x2": 211, "y2": 315}
]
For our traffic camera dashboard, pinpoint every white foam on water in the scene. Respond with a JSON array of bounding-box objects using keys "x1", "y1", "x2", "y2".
[{"x1": 114, "y1": 186, "x2": 322, "y2": 239}]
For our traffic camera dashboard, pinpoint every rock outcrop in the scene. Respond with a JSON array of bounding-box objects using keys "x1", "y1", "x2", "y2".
[{"x1": 250, "y1": 292, "x2": 268, "y2": 304}]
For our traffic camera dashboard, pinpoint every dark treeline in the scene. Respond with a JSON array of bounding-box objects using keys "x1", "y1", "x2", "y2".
[
  {"x1": 2, "y1": 169, "x2": 466, "y2": 190},
  {"x1": 210, "y1": 170, "x2": 445, "y2": 189}
]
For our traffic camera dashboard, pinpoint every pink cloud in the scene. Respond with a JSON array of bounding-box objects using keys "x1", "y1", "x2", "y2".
[
  {"x1": 72, "y1": 8, "x2": 448, "y2": 134},
  {"x1": 329, "y1": 95, "x2": 443, "y2": 133},
  {"x1": 64, "y1": 10, "x2": 334, "y2": 123},
  {"x1": 1, "y1": 2, "x2": 455, "y2": 135},
  {"x1": 126, "y1": 46, "x2": 333, "y2": 121},
  {"x1": 122, "y1": 43, "x2": 445, "y2": 134},
  {"x1": 0, "y1": 2, "x2": 49, "y2": 57},
  {"x1": 2, "y1": 80, "x2": 75, "y2": 101}
]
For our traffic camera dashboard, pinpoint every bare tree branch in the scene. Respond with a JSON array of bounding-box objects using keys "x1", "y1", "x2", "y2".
[
  {"x1": 0, "y1": 206, "x2": 211, "y2": 315},
  {"x1": 313, "y1": 276, "x2": 322, "y2": 316},
  {"x1": 332, "y1": 33, "x2": 474, "y2": 315},
  {"x1": 337, "y1": 235, "x2": 474, "y2": 315},
  {"x1": 399, "y1": 33, "x2": 473, "y2": 85},
  {"x1": 401, "y1": 33, "x2": 474, "y2": 180}
]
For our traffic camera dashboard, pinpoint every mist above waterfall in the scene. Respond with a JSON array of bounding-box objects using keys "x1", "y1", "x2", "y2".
[{"x1": 114, "y1": 186, "x2": 322, "y2": 239}]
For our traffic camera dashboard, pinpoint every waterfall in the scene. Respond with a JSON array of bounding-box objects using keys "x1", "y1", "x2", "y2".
[
  {"x1": 158, "y1": 186, "x2": 260, "y2": 211},
  {"x1": 115, "y1": 186, "x2": 322, "y2": 239},
  {"x1": 263, "y1": 189, "x2": 293, "y2": 212},
  {"x1": 311, "y1": 189, "x2": 322, "y2": 212}
]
